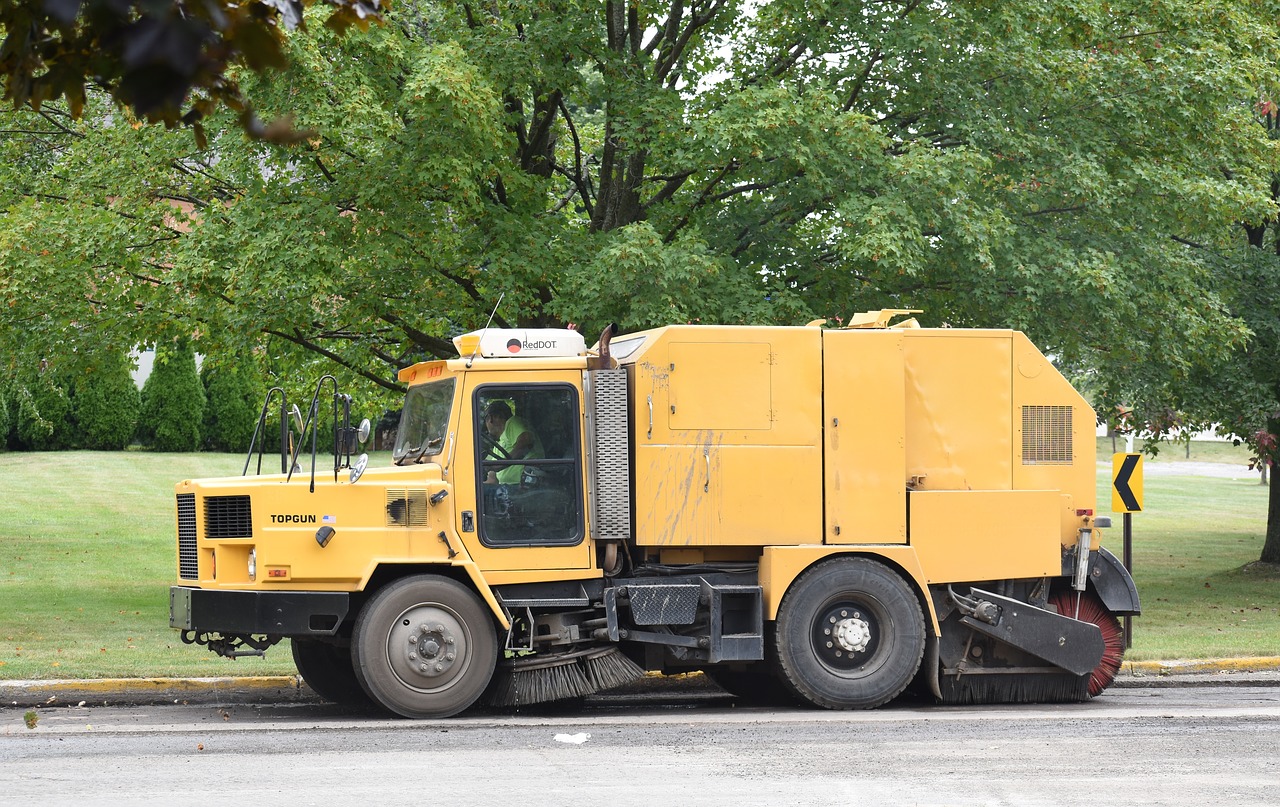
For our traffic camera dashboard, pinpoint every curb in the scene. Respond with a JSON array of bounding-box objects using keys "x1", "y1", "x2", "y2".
[
  {"x1": 2, "y1": 676, "x2": 315, "y2": 709},
  {"x1": 1120, "y1": 657, "x2": 1280, "y2": 677},
  {"x1": 6, "y1": 659, "x2": 1280, "y2": 709}
]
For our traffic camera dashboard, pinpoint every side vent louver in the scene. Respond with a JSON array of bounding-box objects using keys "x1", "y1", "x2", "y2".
[
  {"x1": 1022, "y1": 405, "x2": 1073, "y2": 465},
  {"x1": 386, "y1": 490, "x2": 429, "y2": 527},
  {"x1": 204, "y1": 495, "x2": 253, "y2": 538},
  {"x1": 177, "y1": 493, "x2": 198, "y2": 580}
]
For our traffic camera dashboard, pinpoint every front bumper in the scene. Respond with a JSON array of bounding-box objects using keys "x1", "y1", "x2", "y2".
[{"x1": 169, "y1": 586, "x2": 351, "y2": 636}]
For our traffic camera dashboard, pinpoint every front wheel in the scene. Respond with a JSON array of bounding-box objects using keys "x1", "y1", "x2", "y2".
[
  {"x1": 352, "y1": 575, "x2": 498, "y2": 718},
  {"x1": 292, "y1": 638, "x2": 370, "y2": 705},
  {"x1": 773, "y1": 557, "x2": 925, "y2": 710}
]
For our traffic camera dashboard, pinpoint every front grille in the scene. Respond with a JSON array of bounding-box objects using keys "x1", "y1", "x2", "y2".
[
  {"x1": 1022, "y1": 405, "x2": 1073, "y2": 465},
  {"x1": 177, "y1": 493, "x2": 198, "y2": 580},
  {"x1": 204, "y1": 495, "x2": 253, "y2": 538}
]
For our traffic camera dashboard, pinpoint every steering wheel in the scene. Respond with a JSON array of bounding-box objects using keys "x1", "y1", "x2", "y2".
[{"x1": 481, "y1": 431, "x2": 512, "y2": 460}]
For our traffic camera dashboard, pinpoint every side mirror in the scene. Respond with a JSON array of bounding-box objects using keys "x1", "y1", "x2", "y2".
[
  {"x1": 349, "y1": 453, "x2": 369, "y2": 483},
  {"x1": 357, "y1": 418, "x2": 371, "y2": 444},
  {"x1": 289, "y1": 404, "x2": 305, "y2": 434}
]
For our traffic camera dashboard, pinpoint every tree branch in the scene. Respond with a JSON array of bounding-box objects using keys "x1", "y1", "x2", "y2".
[{"x1": 265, "y1": 328, "x2": 403, "y2": 392}]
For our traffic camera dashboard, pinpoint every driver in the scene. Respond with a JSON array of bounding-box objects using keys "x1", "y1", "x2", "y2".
[{"x1": 483, "y1": 401, "x2": 544, "y2": 484}]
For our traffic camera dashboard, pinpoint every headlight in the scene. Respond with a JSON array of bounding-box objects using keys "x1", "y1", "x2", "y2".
[{"x1": 248, "y1": 548, "x2": 257, "y2": 581}]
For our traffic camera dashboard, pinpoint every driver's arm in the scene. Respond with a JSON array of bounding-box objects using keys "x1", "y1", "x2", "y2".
[{"x1": 508, "y1": 430, "x2": 534, "y2": 460}]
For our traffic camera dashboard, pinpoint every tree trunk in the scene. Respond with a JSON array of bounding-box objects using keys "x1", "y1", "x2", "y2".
[{"x1": 1260, "y1": 461, "x2": 1280, "y2": 564}]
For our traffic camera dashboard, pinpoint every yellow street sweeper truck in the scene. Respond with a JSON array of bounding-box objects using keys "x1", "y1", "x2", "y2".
[{"x1": 169, "y1": 311, "x2": 1139, "y2": 717}]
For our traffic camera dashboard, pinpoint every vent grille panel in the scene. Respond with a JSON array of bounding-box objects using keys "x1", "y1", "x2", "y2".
[
  {"x1": 177, "y1": 493, "x2": 198, "y2": 580},
  {"x1": 586, "y1": 369, "x2": 632, "y2": 542},
  {"x1": 386, "y1": 490, "x2": 429, "y2": 527},
  {"x1": 204, "y1": 495, "x2": 253, "y2": 538},
  {"x1": 1022, "y1": 405, "x2": 1073, "y2": 465}
]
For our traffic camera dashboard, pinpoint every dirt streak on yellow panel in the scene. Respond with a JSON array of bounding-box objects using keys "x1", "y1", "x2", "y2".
[
  {"x1": 635, "y1": 440, "x2": 822, "y2": 546},
  {"x1": 633, "y1": 326, "x2": 822, "y2": 547},
  {"x1": 822, "y1": 329, "x2": 907, "y2": 544},
  {"x1": 909, "y1": 490, "x2": 1061, "y2": 583},
  {"x1": 903, "y1": 331, "x2": 1013, "y2": 492}
]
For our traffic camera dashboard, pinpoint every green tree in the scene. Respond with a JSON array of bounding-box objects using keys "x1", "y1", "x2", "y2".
[
  {"x1": 12, "y1": 366, "x2": 74, "y2": 450},
  {"x1": 0, "y1": 0, "x2": 383, "y2": 143},
  {"x1": 0, "y1": 0, "x2": 1277, "y2": 402},
  {"x1": 0, "y1": 379, "x2": 9, "y2": 449},
  {"x1": 73, "y1": 352, "x2": 142, "y2": 450},
  {"x1": 138, "y1": 342, "x2": 205, "y2": 451},
  {"x1": 202, "y1": 356, "x2": 264, "y2": 452}
]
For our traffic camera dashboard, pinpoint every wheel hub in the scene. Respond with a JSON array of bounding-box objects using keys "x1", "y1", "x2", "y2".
[
  {"x1": 832, "y1": 614, "x2": 872, "y2": 653},
  {"x1": 388, "y1": 606, "x2": 467, "y2": 689},
  {"x1": 814, "y1": 604, "x2": 880, "y2": 669},
  {"x1": 408, "y1": 623, "x2": 456, "y2": 677}
]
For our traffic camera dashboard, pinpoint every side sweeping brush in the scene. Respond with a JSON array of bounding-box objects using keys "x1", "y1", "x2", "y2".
[
  {"x1": 483, "y1": 646, "x2": 646, "y2": 708},
  {"x1": 1050, "y1": 590, "x2": 1125, "y2": 697},
  {"x1": 938, "y1": 590, "x2": 1125, "y2": 705},
  {"x1": 483, "y1": 652, "x2": 595, "y2": 708},
  {"x1": 580, "y1": 646, "x2": 646, "y2": 692}
]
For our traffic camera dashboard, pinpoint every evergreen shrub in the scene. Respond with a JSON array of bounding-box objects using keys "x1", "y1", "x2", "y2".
[
  {"x1": 74, "y1": 353, "x2": 142, "y2": 450},
  {"x1": 138, "y1": 342, "x2": 205, "y2": 451},
  {"x1": 202, "y1": 358, "x2": 263, "y2": 453}
]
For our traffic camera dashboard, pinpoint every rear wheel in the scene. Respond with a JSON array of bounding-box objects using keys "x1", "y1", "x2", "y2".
[
  {"x1": 291, "y1": 638, "x2": 370, "y2": 705},
  {"x1": 352, "y1": 575, "x2": 498, "y2": 718},
  {"x1": 774, "y1": 557, "x2": 925, "y2": 710}
]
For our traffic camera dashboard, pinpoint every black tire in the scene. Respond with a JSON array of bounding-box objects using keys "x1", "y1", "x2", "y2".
[
  {"x1": 291, "y1": 638, "x2": 371, "y2": 705},
  {"x1": 352, "y1": 575, "x2": 498, "y2": 718},
  {"x1": 773, "y1": 557, "x2": 925, "y2": 710}
]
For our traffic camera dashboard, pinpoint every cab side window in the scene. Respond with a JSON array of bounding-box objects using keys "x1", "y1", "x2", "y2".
[{"x1": 474, "y1": 385, "x2": 583, "y2": 547}]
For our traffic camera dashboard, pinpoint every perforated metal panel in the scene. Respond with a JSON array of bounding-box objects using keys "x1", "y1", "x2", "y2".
[
  {"x1": 585, "y1": 369, "x2": 632, "y2": 541},
  {"x1": 627, "y1": 584, "x2": 700, "y2": 625},
  {"x1": 176, "y1": 493, "x2": 198, "y2": 580},
  {"x1": 386, "y1": 490, "x2": 429, "y2": 527},
  {"x1": 1022, "y1": 405, "x2": 1073, "y2": 465}
]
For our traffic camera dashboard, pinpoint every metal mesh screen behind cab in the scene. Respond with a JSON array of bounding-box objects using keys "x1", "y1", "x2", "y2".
[
  {"x1": 586, "y1": 369, "x2": 632, "y2": 542},
  {"x1": 1022, "y1": 405, "x2": 1073, "y2": 465}
]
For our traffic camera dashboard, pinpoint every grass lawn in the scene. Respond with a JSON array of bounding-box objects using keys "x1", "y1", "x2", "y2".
[{"x1": 0, "y1": 446, "x2": 1276, "y2": 679}]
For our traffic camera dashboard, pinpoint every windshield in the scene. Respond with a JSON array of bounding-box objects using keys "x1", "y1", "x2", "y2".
[{"x1": 393, "y1": 378, "x2": 457, "y2": 465}]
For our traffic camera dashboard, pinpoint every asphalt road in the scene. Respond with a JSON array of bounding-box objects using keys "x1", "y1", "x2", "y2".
[{"x1": 3, "y1": 683, "x2": 1279, "y2": 807}]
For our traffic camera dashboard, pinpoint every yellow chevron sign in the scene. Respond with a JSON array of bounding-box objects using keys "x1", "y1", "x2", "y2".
[{"x1": 1112, "y1": 453, "x2": 1144, "y2": 513}]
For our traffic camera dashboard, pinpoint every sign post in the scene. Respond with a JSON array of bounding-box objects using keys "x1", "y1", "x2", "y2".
[{"x1": 1111, "y1": 453, "x2": 1144, "y2": 648}]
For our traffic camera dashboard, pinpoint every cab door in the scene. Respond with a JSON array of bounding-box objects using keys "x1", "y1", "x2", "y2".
[{"x1": 452, "y1": 372, "x2": 594, "y2": 573}]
